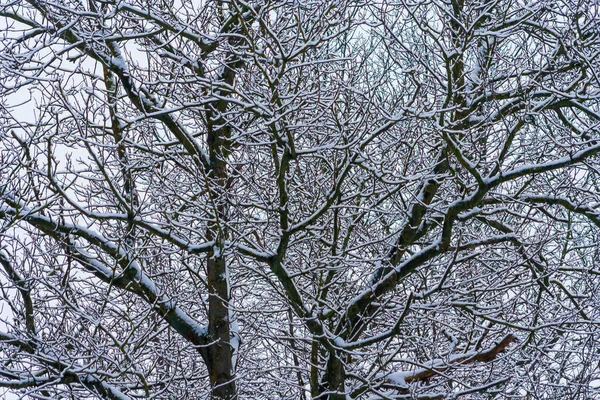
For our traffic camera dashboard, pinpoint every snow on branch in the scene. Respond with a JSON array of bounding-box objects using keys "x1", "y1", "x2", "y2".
[{"x1": 385, "y1": 335, "x2": 517, "y2": 387}]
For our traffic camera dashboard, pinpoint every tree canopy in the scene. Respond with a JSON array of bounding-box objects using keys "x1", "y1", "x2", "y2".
[{"x1": 1, "y1": 0, "x2": 600, "y2": 398}]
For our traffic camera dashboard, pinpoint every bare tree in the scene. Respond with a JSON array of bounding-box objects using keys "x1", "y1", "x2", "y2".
[{"x1": 1, "y1": 0, "x2": 600, "y2": 399}]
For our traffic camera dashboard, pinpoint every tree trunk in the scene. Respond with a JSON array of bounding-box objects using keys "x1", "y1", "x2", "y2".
[
  {"x1": 207, "y1": 249, "x2": 236, "y2": 399},
  {"x1": 205, "y1": 122, "x2": 236, "y2": 398},
  {"x1": 323, "y1": 352, "x2": 346, "y2": 400},
  {"x1": 205, "y1": 72, "x2": 236, "y2": 396}
]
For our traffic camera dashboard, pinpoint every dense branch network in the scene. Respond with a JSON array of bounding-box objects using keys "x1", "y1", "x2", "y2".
[{"x1": 1, "y1": 0, "x2": 600, "y2": 399}]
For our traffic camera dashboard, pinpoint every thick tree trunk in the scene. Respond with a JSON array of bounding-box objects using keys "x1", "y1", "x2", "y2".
[
  {"x1": 205, "y1": 133, "x2": 236, "y2": 398},
  {"x1": 207, "y1": 249, "x2": 236, "y2": 399},
  {"x1": 205, "y1": 86, "x2": 236, "y2": 398},
  {"x1": 323, "y1": 352, "x2": 346, "y2": 400}
]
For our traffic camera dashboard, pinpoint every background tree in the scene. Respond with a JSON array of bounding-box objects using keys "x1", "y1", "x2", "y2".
[{"x1": 1, "y1": 0, "x2": 600, "y2": 399}]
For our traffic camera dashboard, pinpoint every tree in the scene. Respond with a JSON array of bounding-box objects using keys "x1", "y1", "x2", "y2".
[{"x1": 1, "y1": 0, "x2": 600, "y2": 398}]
